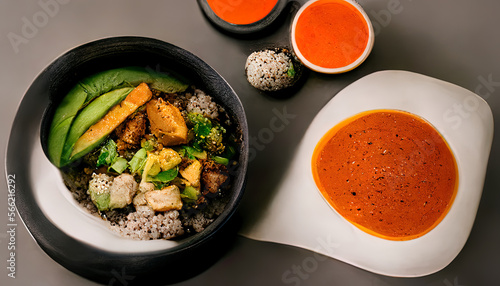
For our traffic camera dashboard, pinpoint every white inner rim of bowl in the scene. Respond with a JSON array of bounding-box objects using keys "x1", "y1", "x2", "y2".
[{"x1": 31, "y1": 137, "x2": 183, "y2": 253}]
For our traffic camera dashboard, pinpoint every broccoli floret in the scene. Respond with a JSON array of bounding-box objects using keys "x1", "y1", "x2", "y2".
[
  {"x1": 141, "y1": 136, "x2": 160, "y2": 152},
  {"x1": 204, "y1": 125, "x2": 226, "y2": 154},
  {"x1": 187, "y1": 112, "x2": 226, "y2": 154},
  {"x1": 188, "y1": 113, "x2": 211, "y2": 136}
]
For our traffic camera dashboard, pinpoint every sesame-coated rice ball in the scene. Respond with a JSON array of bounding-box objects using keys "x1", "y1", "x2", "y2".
[{"x1": 245, "y1": 49, "x2": 301, "y2": 91}]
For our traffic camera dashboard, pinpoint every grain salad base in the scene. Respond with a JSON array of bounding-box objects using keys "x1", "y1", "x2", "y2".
[{"x1": 60, "y1": 85, "x2": 236, "y2": 241}]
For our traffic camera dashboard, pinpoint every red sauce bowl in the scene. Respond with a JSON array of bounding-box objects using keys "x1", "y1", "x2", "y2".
[
  {"x1": 291, "y1": 0, "x2": 375, "y2": 73},
  {"x1": 197, "y1": 0, "x2": 289, "y2": 34}
]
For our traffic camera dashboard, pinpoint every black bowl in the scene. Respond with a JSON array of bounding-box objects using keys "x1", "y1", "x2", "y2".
[
  {"x1": 6, "y1": 36, "x2": 248, "y2": 285},
  {"x1": 197, "y1": 0, "x2": 291, "y2": 35}
]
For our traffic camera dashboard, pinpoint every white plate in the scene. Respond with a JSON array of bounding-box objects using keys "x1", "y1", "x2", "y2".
[{"x1": 239, "y1": 70, "x2": 494, "y2": 277}]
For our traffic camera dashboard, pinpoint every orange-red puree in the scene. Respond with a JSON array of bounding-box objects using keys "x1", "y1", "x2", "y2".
[
  {"x1": 295, "y1": 0, "x2": 369, "y2": 69},
  {"x1": 312, "y1": 110, "x2": 458, "y2": 240},
  {"x1": 207, "y1": 0, "x2": 278, "y2": 25}
]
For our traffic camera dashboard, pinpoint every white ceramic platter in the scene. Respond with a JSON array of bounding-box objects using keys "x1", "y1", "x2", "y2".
[{"x1": 240, "y1": 70, "x2": 494, "y2": 277}]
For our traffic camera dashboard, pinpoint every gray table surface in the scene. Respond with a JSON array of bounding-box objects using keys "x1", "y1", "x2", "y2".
[{"x1": 1, "y1": 0, "x2": 499, "y2": 285}]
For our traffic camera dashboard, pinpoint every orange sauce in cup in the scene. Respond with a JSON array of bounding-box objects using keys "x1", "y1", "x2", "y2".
[
  {"x1": 206, "y1": 0, "x2": 278, "y2": 25},
  {"x1": 294, "y1": 0, "x2": 370, "y2": 69},
  {"x1": 312, "y1": 110, "x2": 458, "y2": 240}
]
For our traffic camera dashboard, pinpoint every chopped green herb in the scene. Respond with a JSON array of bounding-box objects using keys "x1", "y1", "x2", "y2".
[
  {"x1": 182, "y1": 145, "x2": 207, "y2": 159},
  {"x1": 287, "y1": 62, "x2": 296, "y2": 78},
  {"x1": 129, "y1": 148, "x2": 147, "y2": 174},
  {"x1": 110, "y1": 157, "x2": 128, "y2": 174},
  {"x1": 211, "y1": 156, "x2": 229, "y2": 166},
  {"x1": 180, "y1": 186, "x2": 201, "y2": 203},
  {"x1": 221, "y1": 144, "x2": 236, "y2": 159},
  {"x1": 149, "y1": 168, "x2": 178, "y2": 183},
  {"x1": 96, "y1": 139, "x2": 118, "y2": 167}
]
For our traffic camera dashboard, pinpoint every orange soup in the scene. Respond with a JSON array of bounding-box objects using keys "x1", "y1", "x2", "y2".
[
  {"x1": 207, "y1": 0, "x2": 278, "y2": 25},
  {"x1": 312, "y1": 110, "x2": 458, "y2": 240},
  {"x1": 294, "y1": 0, "x2": 370, "y2": 69}
]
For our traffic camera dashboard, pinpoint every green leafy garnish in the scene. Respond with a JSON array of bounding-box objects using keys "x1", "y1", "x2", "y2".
[
  {"x1": 110, "y1": 157, "x2": 128, "y2": 174},
  {"x1": 221, "y1": 144, "x2": 236, "y2": 159},
  {"x1": 149, "y1": 168, "x2": 178, "y2": 183},
  {"x1": 211, "y1": 156, "x2": 229, "y2": 166},
  {"x1": 287, "y1": 62, "x2": 296, "y2": 78},
  {"x1": 129, "y1": 148, "x2": 147, "y2": 174},
  {"x1": 182, "y1": 145, "x2": 207, "y2": 159},
  {"x1": 97, "y1": 139, "x2": 118, "y2": 167},
  {"x1": 180, "y1": 186, "x2": 201, "y2": 203}
]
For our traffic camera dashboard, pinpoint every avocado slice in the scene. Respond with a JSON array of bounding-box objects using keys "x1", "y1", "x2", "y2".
[
  {"x1": 59, "y1": 87, "x2": 133, "y2": 166},
  {"x1": 78, "y1": 66, "x2": 189, "y2": 106},
  {"x1": 47, "y1": 87, "x2": 88, "y2": 167},
  {"x1": 48, "y1": 66, "x2": 189, "y2": 167},
  {"x1": 68, "y1": 83, "x2": 153, "y2": 164}
]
